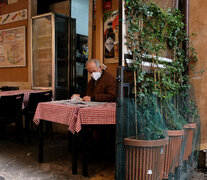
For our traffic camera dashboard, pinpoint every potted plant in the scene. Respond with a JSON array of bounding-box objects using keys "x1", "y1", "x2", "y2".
[
  {"x1": 162, "y1": 100, "x2": 186, "y2": 179},
  {"x1": 123, "y1": 0, "x2": 198, "y2": 179},
  {"x1": 124, "y1": 96, "x2": 168, "y2": 180},
  {"x1": 124, "y1": 1, "x2": 170, "y2": 179},
  {"x1": 179, "y1": 96, "x2": 199, "y2": 172}
]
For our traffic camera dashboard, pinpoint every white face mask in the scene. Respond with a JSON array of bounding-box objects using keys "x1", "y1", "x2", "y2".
[{"x1": 91, "y1": 72, "x2": 102, "y2": 81}]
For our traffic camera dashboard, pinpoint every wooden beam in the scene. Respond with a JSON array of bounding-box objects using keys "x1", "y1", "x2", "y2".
[
  {"x1": 28, "y1": 0, "x2": 37, "y2": 87},
  {"x1": 88, "y1": 0, "x2": 93, "y2": 61},
  {"x1": 95, "y1": 0, "x2": 103, "y2": 64}
]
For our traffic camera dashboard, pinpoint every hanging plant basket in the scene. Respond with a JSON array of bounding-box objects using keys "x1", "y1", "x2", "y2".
[
  {"x1": 163, "y1": 130, "x2": 184, "y2": 179},
  {"x1": 124, "y1": 136, "x2": 168, "y2": 180},
  {"x1": 183, "y1": 123, "x2": 197, "y2": 161}
]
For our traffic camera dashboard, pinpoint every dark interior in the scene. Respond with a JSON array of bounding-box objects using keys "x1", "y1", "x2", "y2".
[{"x1": 37, "y1": 0, "x2": 67, "y2": 14}]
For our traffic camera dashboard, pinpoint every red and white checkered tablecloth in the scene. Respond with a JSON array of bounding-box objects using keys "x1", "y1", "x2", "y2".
[
  {"x1": 33, "y1": 101, "x2": 116, "y2": 134},
  {"x1": 78, "y1": 102, "x2": 116, "y2": 124},
  {"x1": 33, "y1": 102, "x2": 78, "y2": 134},
  {"x1": 76, "y1": 102, "x2": 116, "y2": 132},
  {"x1": 0, "y1": 89, "x2": 46, "y2": 106}
]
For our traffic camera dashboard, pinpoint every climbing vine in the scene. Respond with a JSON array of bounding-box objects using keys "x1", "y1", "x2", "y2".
[{"x1": 125, "y1": 0, "x2": 198, "y2": 140}]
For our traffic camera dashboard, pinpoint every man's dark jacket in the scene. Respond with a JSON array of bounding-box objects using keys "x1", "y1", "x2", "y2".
[{"x1": 86, "y1": 70, "x2": 116, "y2": 102}]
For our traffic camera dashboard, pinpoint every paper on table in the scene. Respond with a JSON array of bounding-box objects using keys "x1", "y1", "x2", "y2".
[
  {"x1": 51, "y1": 99, "x2": 106, "y2": 107},
  {"x1": 71, "y1": 95, "x2": 83, "y2": 101},
  {"x1": 82, "y1": 101, "x2": 106, "y2": 106}
]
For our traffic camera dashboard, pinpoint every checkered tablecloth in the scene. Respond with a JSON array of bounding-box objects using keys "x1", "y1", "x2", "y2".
[
  {"x1": 78, "y1": 103, "x2": 116, "y2": 124},
  {"x1": 33, "y1": 101, "x2": 116, "y2": 134},
  {"x1": 33, "y1": 102, "x2": 79, "y2": 134},
  {"x1": 0, "y1": 89, "x2": 46, "y2": 106}
]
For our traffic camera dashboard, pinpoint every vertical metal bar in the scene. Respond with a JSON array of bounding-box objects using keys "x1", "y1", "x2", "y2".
[
  {"x1": 116, "y1": 66, "x2": 126, "y2": 180},
  {"x1": 115, "y1": 98, "x2": 125, "y2": 180},
  {"x1": 116, "y1": 66, "x2": 124, "y2": 100}
]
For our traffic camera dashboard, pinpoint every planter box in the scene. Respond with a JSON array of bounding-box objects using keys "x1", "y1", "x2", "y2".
[
  {"x1": 163, "y1": 130, "x2": 184, "y2": 179},
  {"x1": 124, "y1": 137, "x2": 168, "y2": 180},
  {"x1": 183, "y1": 123, "x2": 197, "y2": 161}
]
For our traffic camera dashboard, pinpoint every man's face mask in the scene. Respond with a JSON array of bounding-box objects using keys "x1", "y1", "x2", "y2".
[{"x1": 91, "y1": 72, "x2": 102, "y2": 81}]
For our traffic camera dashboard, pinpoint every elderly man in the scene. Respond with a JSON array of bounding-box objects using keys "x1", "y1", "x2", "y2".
[
  {"x1": 82, "y1": 59, "x2": 116, "y2": 102},
  {"x1": 73, "y1": 59, "x2": 116, "y2": 102},
  {"x1": 71, "y1": 59, "x2": 116, "y2": 159}
]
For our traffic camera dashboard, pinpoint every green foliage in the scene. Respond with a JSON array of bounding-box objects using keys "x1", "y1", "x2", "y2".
[
  {"x1": 179, "y1": 96, "x2": 200, "y2": 123},
  {"x1": 136, "y1": 95, "x2": 165, "y2": 140},
  {"x1": 163, "y1": 97, "x2": 187, "y2": 130},
  {"x1": 125, "y1": 0, "x2": 198, "y2": 140}
]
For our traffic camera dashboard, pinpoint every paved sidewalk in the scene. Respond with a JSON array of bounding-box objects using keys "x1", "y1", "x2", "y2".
[
  {"x1": 0, "y1": 127, "x2": 205, "y2": 180},
  {"x1": 0, "y1": 132, "x2": 114, "y2": 180},
  {"x1": 188, "y1": 168, "x2": 207, "y2": 180}
]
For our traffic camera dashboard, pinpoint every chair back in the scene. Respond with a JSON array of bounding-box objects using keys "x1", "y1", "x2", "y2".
[
  {"x1": 0, "y1": 94, "x2": 24, "y2": 117},
  {"x1": 27, "y1": 91, "x2": 52, "y2": 112},
  {"x1": 41, "y1": 90, "x2": 53, "y2": 102},
  {"x1": 0, "y1": 86, "x2": 19, "y2": 91}
]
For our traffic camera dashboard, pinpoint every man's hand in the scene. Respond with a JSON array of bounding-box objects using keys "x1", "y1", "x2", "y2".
[
  {"x1": 71, "y1": 94, "x2": 80, "y2": 99},
  {"x1": 83, "y1": 96, "x2": 91, "y2": 102}
]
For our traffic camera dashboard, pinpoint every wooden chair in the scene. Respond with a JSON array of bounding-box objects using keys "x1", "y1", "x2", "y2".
[
  {"x1": 23, "y1": 90, "x2": 53, "y2": 142},
  {"x1": 0, "y1": 94, "x2": 24, "y2": 143},
  {"x1": 0, "y1": 86, "x2": 19, "y2": 91}
]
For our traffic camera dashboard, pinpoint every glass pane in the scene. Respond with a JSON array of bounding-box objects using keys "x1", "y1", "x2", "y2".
[
  {"x1": 55, "y1": 16, "x2": 68, "y2": 87},
  {"x1": 32, "y1": 15, "x2": 52, "y2": 87},
  {"x1": 75, "y1": 34, "x2": 88, "y2": 95},
  {"x1": 71, "y1": 0, "x2": 89, "y2": 96}
]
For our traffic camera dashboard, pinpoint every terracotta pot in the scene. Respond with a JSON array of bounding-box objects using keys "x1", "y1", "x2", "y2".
[
  {"x1": 124, "y1": 136, "x2": 168, "y2": 180},
  {"x1": 162, "y1": 130, "x2": 184, "y2": 179},
  {"x1": 183, "y1": 123, "x2": 197, "y2": 161}
]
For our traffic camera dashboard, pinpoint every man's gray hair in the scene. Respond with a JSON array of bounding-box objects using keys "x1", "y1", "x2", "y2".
[{"x1": 85, "y1": 59, "x2": 100, "y2": 68}]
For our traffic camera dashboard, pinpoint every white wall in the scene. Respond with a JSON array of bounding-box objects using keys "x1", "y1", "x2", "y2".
[{"x1": 71, "y1": 0, "x2": 89, "y2": 36}]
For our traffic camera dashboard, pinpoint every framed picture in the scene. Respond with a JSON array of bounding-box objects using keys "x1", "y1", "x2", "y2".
[
  {"x1": 103, "y1": 10, "x2": 119, "y2": 64},
  {"x1": 0, "y1": 26, "x2": 26, "y2": 68}
]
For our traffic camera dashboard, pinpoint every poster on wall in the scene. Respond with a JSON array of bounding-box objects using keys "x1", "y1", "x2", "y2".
[
  {"x1": 0, "y1": 26, "x2": 26, "y2": 68},
  {"x1": 104, "y1": 10, "x2": 119, "y2": 64},
  {"x1": 0, "y1": 9, "x2": 27, "y2": 25}
]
